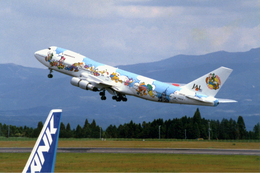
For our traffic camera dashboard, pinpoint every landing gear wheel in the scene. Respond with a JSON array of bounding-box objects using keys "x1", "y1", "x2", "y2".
[
  {"x1": 100, "y1": 90, "x2": 106, "y2": 100},
  {"x1": 48, "y1": 74, "x2": 53, "y2": 78},
  {"x1": 48, "y1": 68, "x2": 53, "y2": 78},
  {"x1": 112, "y1": 96, "x2": 117, "y2": 100},
  {"x1": 122, "y1": 98, "x2": 127, "y2": 102},
  {"x1": 116, "y1": 97, "x2": 122, "y2": 102}
]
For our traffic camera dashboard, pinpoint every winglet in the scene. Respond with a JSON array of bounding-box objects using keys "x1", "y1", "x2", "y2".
[{"x1": 22, "y1": 109, "x2": 62, "y2": 173}]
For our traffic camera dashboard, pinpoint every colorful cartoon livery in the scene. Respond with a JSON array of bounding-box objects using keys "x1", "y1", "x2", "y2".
[{"x1": 35, "y1": 46, "x2": 236, "y2": 106}]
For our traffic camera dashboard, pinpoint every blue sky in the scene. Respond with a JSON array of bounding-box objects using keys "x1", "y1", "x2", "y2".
[{"x1": 0, "y1": 0, "x2": 259, "y2": 68}]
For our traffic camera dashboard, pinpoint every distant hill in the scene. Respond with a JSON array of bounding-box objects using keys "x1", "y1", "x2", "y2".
[{"x1": 0, "y1": 48, "x2": 259, "y2": 130}]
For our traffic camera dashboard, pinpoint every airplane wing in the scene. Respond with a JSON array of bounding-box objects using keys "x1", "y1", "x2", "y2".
[
  {"x1": 80, "y1": 72, "x2": 111, "y2": 87},
  {"x1": 77, "y1": 73, "x2": 122, "y2": 93}
]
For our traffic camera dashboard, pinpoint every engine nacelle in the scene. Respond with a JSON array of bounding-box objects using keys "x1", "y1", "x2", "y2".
[
  {"x1": 79, "y1": 80, "x2": 91, "y2": 90},
  {"x1": 70, "y1": 77, "x2": 98, "y2": 91},
  {"x1": 70, "y1": 77, "x2": 80, "y2": 87}
]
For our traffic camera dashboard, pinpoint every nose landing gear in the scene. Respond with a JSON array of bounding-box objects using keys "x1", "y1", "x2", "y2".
[{"x1": 48, "y1": 74, "x2": 53, "y2": 78}]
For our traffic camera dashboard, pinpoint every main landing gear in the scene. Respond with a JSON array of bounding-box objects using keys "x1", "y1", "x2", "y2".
[
  {"x1": 112, "y1": 94, "x2": 127, "y2": 102},
  {"x1": 48, "y1": 69, "x2": 53, "y2": 78},
  {"x1": 99, "y1": 90, "x2": 106, "y2": 100},
  {"x1": 100, "y1": 90, "x2": 127, "y2": 102}
]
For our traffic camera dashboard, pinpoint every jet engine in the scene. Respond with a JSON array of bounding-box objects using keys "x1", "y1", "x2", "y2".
[{"x1": 70, "y1": 77, "x2": 98, "y2": 91}]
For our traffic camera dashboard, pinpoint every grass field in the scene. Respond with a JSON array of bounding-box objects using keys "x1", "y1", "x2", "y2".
[
  {"x1": 0, "y1": 138, "x2": 259, "y2": 172},
  {"x1": 0, "y1": 153, "x2": 259, "y2": 172},
  {"x1": 0, "y1": 138, "x2": 259, "y2": 149}
]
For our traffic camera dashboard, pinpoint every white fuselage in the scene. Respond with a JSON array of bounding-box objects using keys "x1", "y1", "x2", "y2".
[{"x1": 35, "y1": 46, "x2": 219, "y2": 106}]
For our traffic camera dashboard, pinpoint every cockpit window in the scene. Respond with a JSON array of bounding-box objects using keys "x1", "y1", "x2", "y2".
[{"x1": 48, "y1": 46, "x2": 56, "y2": 50}]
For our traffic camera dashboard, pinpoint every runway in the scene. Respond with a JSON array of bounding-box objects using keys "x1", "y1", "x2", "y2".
[{"x1": 0, "y1": 148, "x2": 259, "y2": 155}]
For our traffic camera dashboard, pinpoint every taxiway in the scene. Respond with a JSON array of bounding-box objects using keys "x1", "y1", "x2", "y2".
[{"x1": 0, "y1": 148, "x2": 259, "y2": 155}]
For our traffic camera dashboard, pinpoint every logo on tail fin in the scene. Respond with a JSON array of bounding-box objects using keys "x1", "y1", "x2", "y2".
[
  {"x1": 29, "y1": 115, "x2": 57, "y2": 173},
  {"x1": 205, "y1": 73, "x2": 221, "y2": 90},
  {"x1": 192, "y1": 84, "x2": 202, "y2": 92},
  {"x1": 23, "y1": 109, "x2": 62, "y2": 173}
]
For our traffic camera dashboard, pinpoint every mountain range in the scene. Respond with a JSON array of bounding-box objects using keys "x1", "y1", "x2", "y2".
[{"x1": 0, "y1": 48, "x2": 259, "y2": 130}]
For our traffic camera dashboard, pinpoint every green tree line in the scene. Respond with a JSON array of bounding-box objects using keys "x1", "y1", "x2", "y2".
[{"x1": 0, "y1": 108, "x2": 259, "y2": 139}]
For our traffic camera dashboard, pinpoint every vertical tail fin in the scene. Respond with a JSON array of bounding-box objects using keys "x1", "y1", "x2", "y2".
[
  {"x1": 183, "y1": 66, "x2": 233, "y2": 97},
  {"x1": 23, "y1": 109, "x2": 62, "y2": 173}
]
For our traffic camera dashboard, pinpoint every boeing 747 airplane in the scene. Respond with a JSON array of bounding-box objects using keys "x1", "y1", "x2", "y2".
[{"x1": 35, "y1": 46, "x2": 236, "y2": 106}]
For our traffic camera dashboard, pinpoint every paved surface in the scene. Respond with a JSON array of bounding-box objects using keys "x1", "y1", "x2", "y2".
[{"x1": 0, "y1": 148, "x2": 259, "y2": 155}]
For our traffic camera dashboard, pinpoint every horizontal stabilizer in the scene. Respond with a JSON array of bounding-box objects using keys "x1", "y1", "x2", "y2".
[{"x1": 218, "y1": 98, "x2": 237, "y2": 103}]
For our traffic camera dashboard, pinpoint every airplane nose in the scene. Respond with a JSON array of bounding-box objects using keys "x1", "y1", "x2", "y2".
[
  {"x1": 34, "y1": 51, "x2": 40, "y2": 60},
  {"x1": 34, "y1": 49, "x2": 48, "y2": 61}
]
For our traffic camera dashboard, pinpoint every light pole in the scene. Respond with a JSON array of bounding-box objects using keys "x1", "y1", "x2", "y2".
[
  {"x1": 159, "y1": 125, "x2": 161, "y2": 139},
  {"x1": 208, "y1": 122, "x2": 211, "y2": 140},
  {"x1": 100, "y1": 127, "x2": 101, "y2": 139},
  {"x1": 8, "y1": 125, "x2": 10, "y2": 138}
]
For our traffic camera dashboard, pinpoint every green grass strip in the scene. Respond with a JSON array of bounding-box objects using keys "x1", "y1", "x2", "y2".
[{"x1": 0, "y1": 153, "x2": 259, "y2": 172}]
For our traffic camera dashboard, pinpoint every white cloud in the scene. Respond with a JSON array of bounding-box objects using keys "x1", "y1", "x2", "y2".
[
  {"x1": 48, "y1": 1, "x2": 116, "y2": 18},
  {"x1": 116, "y1": 5, "x2": 183, "y2": 18},
  {"x1": 203, "y1": 24, "x2": 260, "y2": 52},
  {"x1": 244, "y1": 99, "x2": 252, "y2": 102},
  {"x1": 238, "y1": 25, "x2": 260, "y2": 49},
  {"x1": 101, "y1": 37, "x2": 129, "y2": 52},
  {"x1": 0, "y1": 0, "x2": 259, "y2": 68}
]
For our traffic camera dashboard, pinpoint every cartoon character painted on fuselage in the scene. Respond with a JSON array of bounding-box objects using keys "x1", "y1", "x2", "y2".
[{"x1": 34, "y1": 46, "x2": 237, "y2": 106}]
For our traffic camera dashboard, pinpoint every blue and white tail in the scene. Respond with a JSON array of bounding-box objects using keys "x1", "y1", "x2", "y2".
[
  {"x1": 22, "y1": 109, "x2": 62, "y2": 173},
  {"x1": 183, "y1": 66, "x2": 233, "y2": 97}
]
